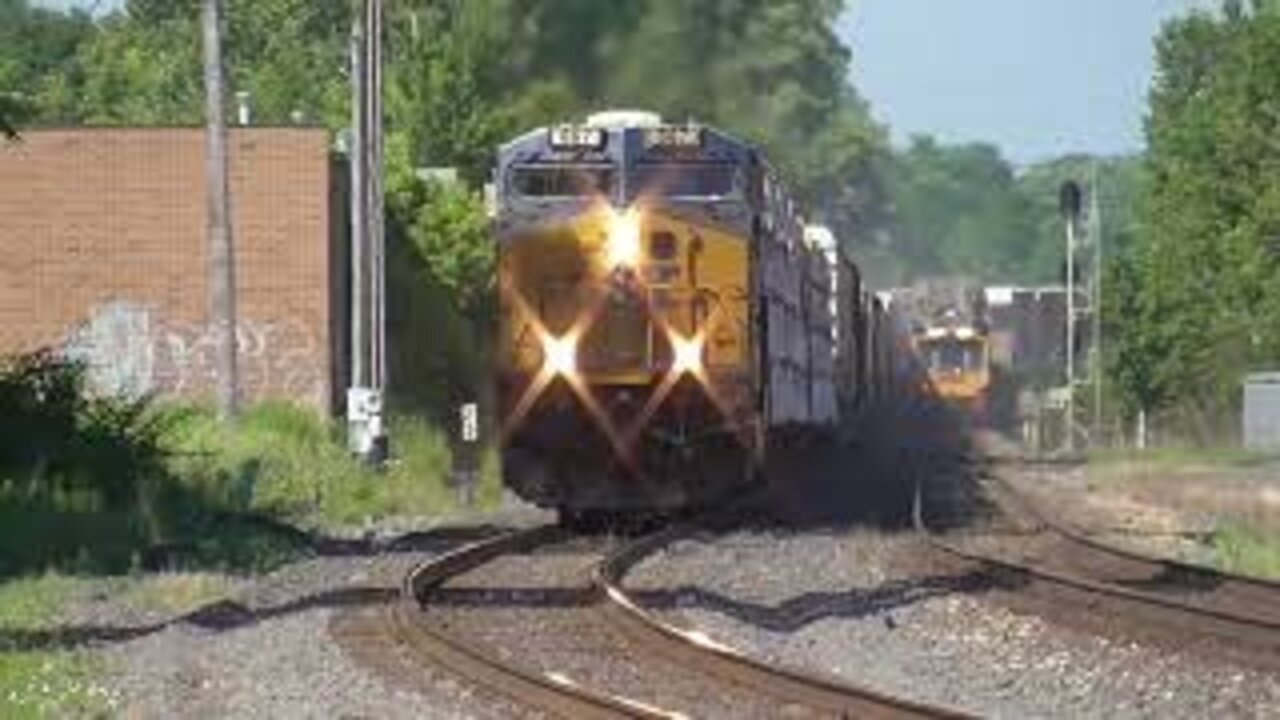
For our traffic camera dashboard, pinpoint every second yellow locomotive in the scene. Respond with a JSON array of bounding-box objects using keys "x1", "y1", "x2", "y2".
[{"x1": 495, "y1": 111, "x2": 895, "y2": 513}]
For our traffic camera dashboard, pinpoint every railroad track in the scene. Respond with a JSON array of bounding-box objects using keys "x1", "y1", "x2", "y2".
[
  {"x1": 395, "y1": 520, "x2": 970, "y2": 718},
  {"x1": 916, "y1": 473, "x2": 1280, "y2": 670}
]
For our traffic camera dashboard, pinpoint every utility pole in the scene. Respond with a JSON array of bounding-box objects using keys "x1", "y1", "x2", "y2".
[
  {"x1": 1060, "y1": 181, "x2": 1083, "y2": 454},
  {"x1": 347, "y1": 0, "x2": 388, "y2": 462},
  {"x1": 201, "y1": 0, "x2": 239, "y2": 420},
  {"x1": 1090, "y1": 163, "x2": 1104, "y2": 444}
]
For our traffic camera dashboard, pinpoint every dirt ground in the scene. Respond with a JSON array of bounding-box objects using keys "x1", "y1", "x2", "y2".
[
  {"x1": 979, "y1": 433, "x2": 1280, "y2": 568},
  {"x1": 1082, "y1": 461, "x2": 1280, "y2": 532}
]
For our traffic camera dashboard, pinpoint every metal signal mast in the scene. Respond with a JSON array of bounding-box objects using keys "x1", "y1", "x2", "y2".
[{"x1": 1059, "y1": 172, "x2": 1104, "y2": 454}]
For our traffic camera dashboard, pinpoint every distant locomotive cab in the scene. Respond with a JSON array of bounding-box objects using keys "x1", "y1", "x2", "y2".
[
  {"x1": 898, "y1": 281, "x2": 995, "y2": 419},
  {"x1": 495, "y1": 110, "x2": 900, "y2": 514},
  {"x1": 916, "y1": 324, "x2": 992, "y2": 414}
]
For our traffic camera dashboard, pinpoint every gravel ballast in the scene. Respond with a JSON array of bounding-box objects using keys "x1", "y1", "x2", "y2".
[
  {"x1": 65, "y1": 505, "x2": 552, "y2": 719},
  {"x1": 625, "y1": 529, "x2": 1280, "y2": 718}
]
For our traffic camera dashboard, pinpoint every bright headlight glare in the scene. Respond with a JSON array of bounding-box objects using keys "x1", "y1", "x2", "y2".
[
  {"x1": 606, "y1": 208, "x2": 642, "y2": 270},
  {"x1": 542, "y1": 333, "x2": 577, "y2": 376},
  {"x1": 671, "y1": 333, "x2": 704, "y2": 375}
]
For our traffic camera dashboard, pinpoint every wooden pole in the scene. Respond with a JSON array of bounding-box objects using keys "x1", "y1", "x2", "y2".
[{"x1": 201, "y1": 0, "x2": 239, "y2": 419}]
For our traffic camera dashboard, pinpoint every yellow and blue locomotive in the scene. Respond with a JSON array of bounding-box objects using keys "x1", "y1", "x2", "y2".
[{"x1": 495, "y1": 111, "x2": 896, "y2": 513}]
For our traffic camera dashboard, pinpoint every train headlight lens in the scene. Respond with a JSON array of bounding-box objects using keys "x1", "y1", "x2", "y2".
[
  {"x1": 542, "y1": 334, "x2": 578, "y2": 377},
  {"x1": 671, "y1": 334, "x2": 704, "y2": 376},
  {"x1": 606, "y1": 208, "x2": 642, "y2": 270}
]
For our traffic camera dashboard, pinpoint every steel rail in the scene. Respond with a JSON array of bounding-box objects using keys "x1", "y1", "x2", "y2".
[
  {"x1": 914, "y1": 482, "x2": 1280, "y2": 666},
  {"x1": 594, "y1": 525, "x2": 975, "y2": 720},
  {"x1": 987, "y1": 472, "x2": 1280, "y2": 594},
  {"x1": 397, "y1": 525, "x2": 678, "y2": 719}
]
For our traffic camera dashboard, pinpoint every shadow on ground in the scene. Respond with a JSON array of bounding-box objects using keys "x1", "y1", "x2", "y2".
[
  {"x1": 627, "y1": 569, "x2": 999, "y2": 633},
  {"x1": 753, "y1": 383, "x2": 995, "y2": 531},
  {"x1": 0, "y1": 524, "x2": 512, "y2": 652}
]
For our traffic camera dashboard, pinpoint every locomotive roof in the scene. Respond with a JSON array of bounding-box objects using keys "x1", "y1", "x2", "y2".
[{"x1": 497, "y1": 118, "x2": 760, "y2": 167}]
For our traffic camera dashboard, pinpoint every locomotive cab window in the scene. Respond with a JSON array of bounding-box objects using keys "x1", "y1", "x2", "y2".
[
  {"x1": 634, "y1": 163, "x2": 741, "y2": 199},
  {"x1": 922, "y1": 338, "x2": 985, "y2": 374},
  {"x1": 510, "y1": 165, "x2": 614, "y2": 198}
]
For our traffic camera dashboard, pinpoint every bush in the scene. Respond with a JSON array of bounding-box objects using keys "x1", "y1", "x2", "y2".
[
  {"x1": 0, "y1": 352, "x2": 500, "y2": 578},
  {"x1": 0, "y1": 352, "x2": 165, "y2": 511},
  {"x1": 0, "y1": 355, "x2": 301, "y2": 577},
  {"x1": 164, "y1": 402, "x2": 498, "y2": 529}
]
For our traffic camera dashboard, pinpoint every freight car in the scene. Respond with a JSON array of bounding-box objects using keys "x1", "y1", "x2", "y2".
[{"x1": 494, "y1": 110, "x2": 898, "y2": 514}]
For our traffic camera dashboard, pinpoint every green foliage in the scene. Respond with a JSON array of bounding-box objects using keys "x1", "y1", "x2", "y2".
[
  {"x1": 885, "y1": 137, "x2": 1036, "y2": 282},
  {"x1": 166, "y1": 401, "x2": 493, "y2": 527},
  {"x1": 1107, "y1": 3, "x2": 1280, "y2": 434},
  {"x1": 0, "y1": 352, "x2": 500, "y2": 577},
  {"x1": 0, "y1": 354, "x2": 307, "y2": 576},
  {"x1": 1215, "y1": 522, "x2": 1280, "y2": 578},
  {"x1": 0, "y1": 353, "x2": 166, "y2": 513},
  {"x1": 0, "y1": 577, "x2": 108, "y2": 719},
  {"x1": 0, "y1": 0, "x2": 94, "y2": 125},
  {"x1": 401, "y1": 182, "x2": 494, "y2": 315},
  {"x1": 0, "y1": 91, "x2": 34, "y2": 139},
  {"x1": 1017, "y1": 154, "x2": 1144, "y2": 279},
  {"x1": 881, "y1": 136, "x2": 1143, "y2": 286}
]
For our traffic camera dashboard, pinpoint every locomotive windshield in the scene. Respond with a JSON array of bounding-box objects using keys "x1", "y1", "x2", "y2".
[
  {"x1": 511, "y1": 165, "x2": 614, "y2": 198},
  {"x1": 632, "y1": 163, "x2": 741, "y2": 199},
  {"x1": 921, "y1": 338, "x2": 986, "y2": 374}
]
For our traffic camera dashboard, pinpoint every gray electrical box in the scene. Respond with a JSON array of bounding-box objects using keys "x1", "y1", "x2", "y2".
[{"x1": 1243, "y1": 373, "x2": 1280, "y2": 449}]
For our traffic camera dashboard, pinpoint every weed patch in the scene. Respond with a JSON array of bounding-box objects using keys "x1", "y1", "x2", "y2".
[
  {"x1": 1089, "y1": 446, "x2": 1280, "y2": 471},
  {"x1": 165, "y1": 402, "x2": 501, "y2": 529},
  {"x1": 0, "y1": 576, "x2": 120, "y2": 718},
  {"x1": 120, "y1": 573, "x2": 233, "y2": 617},
  {"x1": 0, "y1": 354, "x2": 500, "y2": 579},
  {"x1": 1214, "y1": 523, "x2": 1280, "y2": 579}
]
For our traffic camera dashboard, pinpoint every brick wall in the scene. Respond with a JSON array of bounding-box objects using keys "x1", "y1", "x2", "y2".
[{"x1": 0, "y1": 128, "x2": 344, "y2": 412}]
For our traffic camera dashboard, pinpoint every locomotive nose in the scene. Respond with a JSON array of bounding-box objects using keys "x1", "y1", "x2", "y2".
[{"x1": 604, "y1": 206, "x2": 642, "y2": 270}]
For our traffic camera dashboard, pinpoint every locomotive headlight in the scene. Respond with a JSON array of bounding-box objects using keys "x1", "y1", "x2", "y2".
[
  {"x1": 671, "y1": 333, "x2": 705, "y2": 376},
  {"x1": 605, "y1": 208, "x2": 642, "y2": 270},
  {"x1": 542, "y1": 333, "x2": 578, "y2": 377}
]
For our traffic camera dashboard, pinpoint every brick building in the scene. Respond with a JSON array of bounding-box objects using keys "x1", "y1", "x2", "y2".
[{"x1": 0, "y1": 128, "x2": 348, "y2": 412}]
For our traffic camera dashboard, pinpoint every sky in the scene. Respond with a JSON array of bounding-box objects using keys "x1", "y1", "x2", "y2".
[{"x1": 841, "y1": 1, "x2": 1219, "y2": 164}]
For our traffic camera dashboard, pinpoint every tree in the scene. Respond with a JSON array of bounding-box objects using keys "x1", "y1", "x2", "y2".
[
  {"x1": 884, "y1": 137, "x2": 1040, "y2": 283},
  {"x1": 1016, "y1": 154, "x2": 1143, "y2": 283},
  {"x1": 1107, "y1": 2, "x2": 1280, "y2": 436},
  {"x1": 0, "y1": 92, "x2": 28, "y2": 139},
  {"x1": 0, "y1": 0, "x2": 96, "y2": 128}
]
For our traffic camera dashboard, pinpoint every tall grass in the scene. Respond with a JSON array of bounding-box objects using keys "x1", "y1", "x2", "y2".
[
  {"x1": 0, "y1": 576, "x2": 112, "y2": 719},
  {"x1": 1215, "y1": 523, "x2": 1280, "y2": 579},
  {"x1": 166, "y1": 401, "x2": 501, "y2": 529},
  {"x1": 1088, "y1": 445, "x2": 1280, "y2": 470},
  {"x1": 0, "y1": 353, "x2": 499, "y2": 579}
]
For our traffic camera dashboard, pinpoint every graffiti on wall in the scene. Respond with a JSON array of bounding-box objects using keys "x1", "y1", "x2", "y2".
[
  {"x1": 66, "y1": 300, "x2": 327, "y2": 408},
  {"x1": 65, "y1": 301, "x2": 155, "y2": 398}
]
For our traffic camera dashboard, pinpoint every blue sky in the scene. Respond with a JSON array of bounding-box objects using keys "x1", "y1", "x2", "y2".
[
  {"x1": 841, "y1": 1, "x2": 1219, "y2": 163},
  {"x1": 43, "y1": 0, "x2": 1218, "y2": 163}
]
